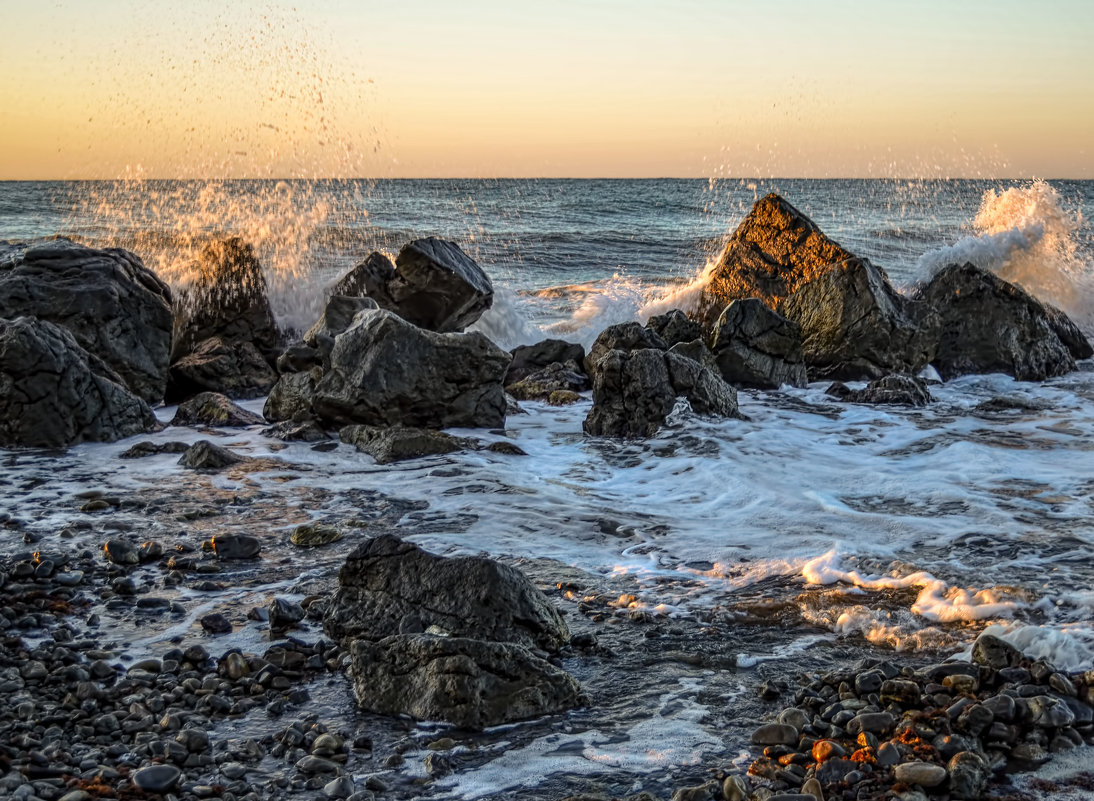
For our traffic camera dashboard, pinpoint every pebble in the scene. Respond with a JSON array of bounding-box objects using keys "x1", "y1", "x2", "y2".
[{"x1": 132, "y1": 764, "x2": 182, "y2": 793}]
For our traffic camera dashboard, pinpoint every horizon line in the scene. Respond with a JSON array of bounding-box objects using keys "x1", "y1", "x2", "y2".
[{"x1": 1, "y1": 175, "x2": 1090, "y2": 183}]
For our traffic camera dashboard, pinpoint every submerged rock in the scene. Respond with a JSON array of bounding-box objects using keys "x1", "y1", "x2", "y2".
[
  {"x1": 825, "y1": 374, "x2": 931, "y2": 406},
  {"x1": 291, "y1": 524, "x2": 343, "y2": 547},
  {"x1": 171, "y1": 391, "x2": 264, "y2": 428},
  {"x1": 711, "y1": 298, "x2": 807, "y2": 389},
  {"x1": 323, "y1": 533, "x2": 569, "y2": 652},
  {"x1": 0, "y1": 239, "x2": 173, "y2": 403},
  {"x1": 340, "y1": 424, "x2": 469, "y2": 464},
  {"x1": 312, "y1": 309, "x2": 510, "y2": 429},
  {"x1": 347, "y1": 634, "x2": 584, "y2": 729},
  {"x1": 0, "y1": 316, "x2": 158, "y2": 447}
]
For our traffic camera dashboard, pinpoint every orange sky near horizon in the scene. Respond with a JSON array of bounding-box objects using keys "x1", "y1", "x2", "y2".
[{"x1": 1, "y1": 0, "x2": 1092, "y2": 180}]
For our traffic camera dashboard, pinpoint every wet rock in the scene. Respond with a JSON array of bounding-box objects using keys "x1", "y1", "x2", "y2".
[
  {"x1": 583, "y1": 348, "x2": 741, "y2": 438},
  {"x1": 290, "y1": 524, "x2": 343, "y2": 547},
  {"x1": 296, "y1": 755, "x2": 342, "y2": 775},
  {"x1": 506, "y1": 361, "x2": 590, "y2": 400},
  {"x1": 131, "y1": 764, "x2": 182, "y2": 793},
  {"x1": 171, "y1": 391, "x2": 264, "y2": 428},
  {"x1": 347, "y1": 634, "x2": 584, "y2": 729},
  {"x1": 948, "y1": 751, "x2": 988, "y2": 799},
  {"x1": 751, "y1": 723, "x2": 799, "y2": 746},
  {"x1": 0, "y1": 239, "x2": 173, "y2": 402},
  {"x1": 167, "y1": 336, "x2": 277, "y2": 401},
  {"x1": 972, "y1": 632, "x2": 1023, "y2": 669},
  {"x1": 269, "y1": 597, "x2": 305, "y2": 631},
  {"x1": 210, "y1": 534, "x2": 261, "y2": 559},
  {"x1": 825, "y1": 374, "x2": 931, "y2": 406},
  {"x1": 119, "y1": 440, "x2": 191, "y2": 458},
  {"x1": 304, "y1": 295, "x2": 380, "y2": 361},
  {"x1": 666, "y1": 339, "x2": 718, "y2": 371},
  {"x1": 263, "y1": 419, "x2": 328, "y2": 443},
  {"x1": 334, "y1": 239, "x2": 493, "y2": 333},
  {"x1": 486, "y1": 440, "x2": 528, "y2": 455},
  {"x1": 178, "y1": 440, "x2": 244, "y2": 470},
  {"x1": 846, "y1": 712, "x2": 895, "y2": 735},
  {"x1": 1045, "y1": 302, "x2": 1094, "y2": 359},
  {"x1": 103, "y1": 539, "x2": 140, "y2": 565},
  {"x1": 200, "y1": 613, "x2": 232, "y2": 634},
  {"x1": 892, "y1": 761, "x2": 947, "y2": 787},
  {"x1": 711, "y1": 298, "x2": 807, "y2": 389},
  {"x1": 915, "y1": 262, "x2": 1077, "y2": 380},
  {"x1": 0, "y1": 317, "x2": 158, "y2": 447},
  {"x1": 584, "y1": 322, "x2": 666, "y2": 377},
  {"x1": 339, "y1": 424, "x2": 468, "y2": 464},
  {"x1": 324, "y1": 534, "x2": 569, "y2": 651},
  {"x1": 646, "y1": 309, "x2": 702, "y2": 347},
  {"x1": 506, "y1": 339, "x2": 586, "y2": 386},
  {"x1": 313, "y1": 309, "x2": 509, "y2": 429},
  {"x1": 881, "y1": 679, "x2": 921, "y2": 706}
]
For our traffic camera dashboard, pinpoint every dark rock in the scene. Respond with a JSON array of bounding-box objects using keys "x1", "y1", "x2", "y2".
[
  {"x1": 171, "y1": 392, "x2": 264, "y2": 428},
  {"x1": 312, "y1": 309, "x2": 509, "y2": 429},
  {"x1": 132, "y1": 764, "x2": 182, "y2": 793},
  {"x1": 291, "y1": 524, "x2": 343, "y2": 547},
  {"x1": 120, "y1": 440, "x2": 191, "y2": 458},
  {"x1": 893, "y1": 761, "x2": 946, "y2": 788},
  {"x1": 584, "y1": 322, "x2": 666, "y2": 377},
  {"x1": 506, "y1": 339, "x2": 586, "y2": 385},
  {"x1": 178, "y1": 440, "x2": 244, "y2": 470},
  {"x1": 340, "y1": 424, "x2": 468, "y2": 464},
  {"x1": 971, "y1": 633, "x2": 1023, "y2": 670},
  {"x1": 0, "y1": 239, "x2": 173, "y2": 402},
  {"x1": 646, "y1": 309, "x2": 702, "y2": 347},
  {"x1": 506, "y1": 361, "x2": 589, "y2": 400},
  {"x1": 583, "y1": 349, "x2": 740, "y2": 438},
  {"x1": 915, "y1": 262, "x2": 1077, "y2": 381},
  {"x1": 1045, "y1": 303, "x2": 1093, "y2": 359},
  {"x1": 750, "y1": 723, "x2": 799, "y2": 746},
  {"x1": 825, "y1": 374, "x2": 931, "y2": 406},
  {"x1": 0, "y1": 316, "x2": 158, "y2": 447},
  {"x1": 346, "y1": 634, "x2": 583, "y2": 729},
  {"x1": 167, "y1": 336, "x2": 277, "y2": 401},
  {"x1": 171, "y1": 237, "x2": 281, "y2": 364},
  {"x1": 262, "y1": 420, "x2": 328, "y2": 442},
  {"x1": 334, "y1": 239, "x2": 493, "y2": 333},
  {"x1": 200, "y1": 613, "x2": 232, "y2": 634},
  {"x1": 210, "y1": 534, "x2": 261, "y2": 559},
  {"x1": 276, "y1": 341, "x2": 322, "y2": 374},
  {"x1": 303, "y1": 295, "x2": 379, "y2": 362},
  {"x1": 269, "y1": 597, "x2": 305, "y2": 631},
  {"x1": 710, "y1": 298, "x2": 806, "y2": 388},
  {"x1": 948, "y1": 751, "x2": 988, "y2": 799},
  {"x1": 103, "y1": 539, "x2": 140, "y2": 566},
  {"x1": 323, "y1": 534, "x2": 569, "y2": 652},
  {"x1": 263, "y1": 370, "x2": 319, "y2": 422},
  {"x1": 486, "y1": 440, "x2": 527, "y2": 455},
  {"x1": 667, "y1": 339, "x2": 718, "y2": 371}
]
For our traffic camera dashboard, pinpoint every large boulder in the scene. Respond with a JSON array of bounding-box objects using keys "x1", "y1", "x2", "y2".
[
  {"x1": 646, "y1": 309, "x2": 702, "y2": 347},
  {"x1": 347, "y1": 634, "x2": 584, "y2": 729},
  {"x1": 779, "y1": 257, "x2": 938, "y2": 380},
  {"x1": 505, "y1": 339, "x2": 586, "y2": 385},
  {"x1": 711, "y1": 299, "x2": 807, "y2": 388},
  {"x1": 312, "y1": 309, "x2": 510, "y2": 429},
  {"x1": 323, "y1": 534, "x2": 570, "y2": 652},
  {"x1": 0, "y1": 239, "x2": 173, "y2": 402},
  {"x1": 0, "y1": 317, "x2": 158, "y2": 447},
  {"x1": 914, "y1": 262, "x2": 1077, "y2": 381},
  {"x1": 583, "y1": 348, "x2": 741, "y2": 438},
  {"x1": 170, "y1": 238, "x2": 281, "y2": 364},
  {"x1": 303, "y1": 294, "x2": 379, "y2": 363},
  {"x1": 332, "y1": 238, "x2": 493, "y2": 333},
  {"x1": 584, "y1": 322, "x2": 667, "y2": 377},
  {"x1": 166, "y1": 337, "x2": 277, "y2": 401},
  {"x1": 263, "y1": 370, "x2": 319, "y2": 422}
]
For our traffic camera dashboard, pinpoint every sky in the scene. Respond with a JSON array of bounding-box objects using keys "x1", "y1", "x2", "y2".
[{"x1": 1, "y1": 0, "x2": 1092, "y2": 179}]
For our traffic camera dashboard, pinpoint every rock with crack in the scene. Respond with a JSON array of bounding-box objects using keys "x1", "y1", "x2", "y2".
[
  {"x1": 0, "y1": 316, "x2": 158, "y2": 447},
  {"x1": 825, "y1": 374, "x2": 931, "y2": 406},
  {"x1": 646, "y1": 309, "x2": 702, "y2": 347},
  {"x1": 167, "y1": 336, "x2": 277, "y2": 401},
  {"x1": 303, "y1": 294, "x2": 379, "y2": 364},
  {"x1": 263, "y1": 370, "x2": 320, "y2": 423},
  {"x1": 171, "y1": 391, "x2": 264, "y2": 428},
  {"x1": 347, "y1": 634, "x2": 585, "y2": 729},
  {"x1": 0, "y1": 239, "x2": 173, "y2": 402},
  {"x1": 584, "y1": 321, "x2": 667, "y2": 378},
  {"x1": 505, "y1": 338, "x2": 586, "y2": 385},
  {"x1": 710, "y1": 298, "x2": 807, "y2": 389},
  {"x1": 323, "y1": 533, "x2": 570, "y2": 652},
  {"x1": 340, "y1": 424, "x2": 470, "y2": 464}
]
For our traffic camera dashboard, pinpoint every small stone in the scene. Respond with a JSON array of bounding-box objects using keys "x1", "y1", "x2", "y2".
[
  {"x1": 324, "y1": 776, "x2": 356, "y2": 799},
  {"x1": 877, "y1": 741, "x2": 901, "y2": 767},
  {"x1": 880, "y1": 679, "x2": 921, "y2": 706},
  {"x1": 943, "y1": 673, "x2": 978, "y2": 693},
  {"x1": 132, "y1": 764, "x2": 182, "y2": 793},
  {"x1": 801, "y1": 777, "x2": 824, "y2": 801},
  {"x1": 200, "y1": 613, "x2": 232, "y2": 634},
  {"x1": 20, "y1": 660, "x2": 47, "y2": 680},
  {"x1": 296, "y1": 755, "x2": 341, "y2": 774},
  {"x1": 103, "y1": 539, "x2": 140, "y2": 565},
  {"x1": 971, "y1": 633, "x2": 1022, "y2": 669},
  {"x1": 427, "y1": 737, "x2": 456, "y2": 751},
  {"x1": 178, "y1": 439, "x2": 245, "y2": 470},
  {"x1": 811, "y1": 740, "x2": 846, "y2": 763},
  {"x1": 176, "y1": 728, "x2": 210, "y2": 752},
  {"x1": 291, "y1": 524, "x2": 343, "y2": 547},
  {"x1": 751, "y1": 723, "x2": 799, "y2": 746},
  {"x1": 893, "y1": 762, "x2": 947, "y2": 788},
  {"x1": 776, "y1": 707, "x2": 809, "y2": 733},
  {"x1": 846, "y1": 712, "x2": 895, "y2": 735},
  {"x1": 210, "y1": 533, "x2": 261, "y2": 559},
  {"x1": 220, "y1": 762, "x2": 247, "y2": 779}
]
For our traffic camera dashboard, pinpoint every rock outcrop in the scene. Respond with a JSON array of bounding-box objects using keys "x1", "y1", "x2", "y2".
[
  {"x1": 263, "y1": 370, "x2": 319, "y2": 423},
  {"x1": 312, "y1": 309, "x2": 509, "y2": 429},
  {"x1": 914, "y1": 262, "x2": 1080, "y2": 381},
  {"x1": 584, "y1": 322, "x2": 667, "y2": 378},
  {"x1": 583, "y1": 348, "x2": 741, "y2": 438},
  {"x1": 0, "y1": 317, "x2": 158, "y2": 447},
  {"x1": 711, "y1": 298, "x2": 807, "y2": 388},
  {"x1": 646, "y1": 309, "x2": 702, "y2": 347},
  {"x1": 0, "y1": 239, "x2": 173, "y2": 402}
]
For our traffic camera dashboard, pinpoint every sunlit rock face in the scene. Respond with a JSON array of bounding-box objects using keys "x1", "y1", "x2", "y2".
[{"x1": 0, "y1": 239, "x2": 173, "y2": 403}]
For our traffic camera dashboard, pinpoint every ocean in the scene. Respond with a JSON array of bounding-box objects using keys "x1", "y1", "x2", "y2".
[{"x1": 3, "y1": 177, "x2": 1094, "y2": 798}]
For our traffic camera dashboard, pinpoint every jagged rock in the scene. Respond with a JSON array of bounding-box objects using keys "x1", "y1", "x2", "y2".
[
  {"x1": 646, "y1": 309, "x2": 702, "y2": 347},
  {"x1": 506, "y1": 339, "x2": 586, "y2": 385},
  {"x1": 340, "y1": 424, "x2": 469, "y2": 464},
  {"x1": 1044, "y1": 303, "x2": 1093, "y2": 360},
  {"x1": 263, "y1": 370, "x2": 319, "y2": 422},
  {"x1": 333, "y1": 239, "x2": 493, "y2": 332},
  {"x1": 711, "y1": 299, "x2": 807, "y2": 388},
  {"x1": 177, "y1": 440, "x2": 244, "y2": 470},
  {"x1": 0, "y1": 316, "x2": 158, "y2": 447},
  {"x1": 347, "y1": 634, "x2": 584, "y2": 729},
  {"x1": 304, "y1": 295, "x2": 379, "y2": 361},
  {"x1": 667, "y1": 340, "x2": 719, "y2": 371},
  {"x1": 276, "y1": 341, "x2": 322, "y2": 374},
  {"x1": 268, "y1": 597, "x2": 305, "y2": 631},
  {"x1": 171, "y1": 238, "x2": 281, "y2": 364},
  {"x1": 506, "y1": 361, "x2": 589, "y2": 400},
  {"x1": 261, "y1": 420, "x2": 328, "y2": 442},
  {"x1": 312, "y1": 309, "x2": 509, "y2": 429},
  {"x1": 323, "y1": 534, "x2": 569, "y2": 652},
  {"x1": 167, "y1": 336, "x2": 277, "y2": 401},
  {"x1": 915, "y1": 262, "x2": 1077, "y2": 381},
  {"x1": 584, "y1": 322, "x2": 667, "y2": 377},
  {"x1": 583, "y1": 349, "x2": 741, "y2": 438},
  {"x1": 0, "y1": 239, "x2": 173, "y2": 402},
  {"x1": 971, "y1": 633, "x2": 1023, "y2": 670},
  {"x1": 825, "y1": 375, "x2": 931, "y2": 406},
  {"x1": 171, "y1": 392, "x2": 264, "y2": 428}
]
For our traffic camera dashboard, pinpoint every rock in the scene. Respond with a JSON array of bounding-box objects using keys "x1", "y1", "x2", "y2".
[
  {"x1": 892, "y1": 761, "x2": 947, "y2": 788},
  {"x1": 914, "y1": 262, "x2": 1077, "y2": 380},
  {"x1": 346, "y1": 634, "x2": 583, "y2": 729},
  {"x1": 667, "y1": 339, "x2": 718, "y2": 371},
  {"x1": 323, "y1": 534, "x2": 569, "y2": 652},
  {"x1": 171, "y1": 391, "x2": 264, "y2": 428},
  {"x1": 778, "y1": 257, "x2": 937, "y2": 380},
  {"x1": 647, "y1": 309, "x2": 702, "y2": 347},
  {"x1": 323, "y1": 776, "x2": 356, "y2": 799},
  {"x1": 584, "y1": 322, "x2": 666, "y2": 377},
  {"x1": 506, "y1": 339, "x2": 586, "y2": 385},
  {"x1": 1045, "y1": 303, "x2": 1093, "y2": 359},
  {"x1": 881, "y1": 679, "x2": 921, "y2": 706},
  {"x1": 582, "y1": 349, "x2": 741, "y2": 438},
  {"x1": 120, "y1": 440, "x2": 190, "y2": 458},
  {"x1": 131, "y1": 764, "x2": 182, "y2": 793},
  {"x1": 971, "y1": 633, "x2": 1023, "y2": 670},
  {"x1": 811, "y1": 740, "x2": 846, "y2": 762},
  {"x1": 340, "y1": 424, "x2": 469, "y2": 464},
  {"x1": 103, "y1": 539, "x2": 140, "y2": 566},
  {"x1": 269, "y1": 597, "x2": 305, "y2": 631},
  {"x1": 0, "y1": 239, "x2": 173, "y2": 402},
  {"x1": 710, "y1": 298, "x2": 807, "y2": 388},
  {"x1": 334, "y1": 239, "x2": 493, "y2": 333},
  {"x1": 801, "y1": 778, "x2": 824, "y2": 801},
  {"x1": 312, "y1": 309, "x2": 509, "y2": 429},
  {"x1": 296, "y1": 755, "x2": 341, "y2": 775},
  {"x1": 291, "y1": 524, "x2": 343, "y2": 547},
  {"x1": 845, "y1": 712, "x2": 895, "y2": 735},
  {"x1": 750, "y1": 723, "x2": 799, "y2": 746},
  {"x1": 0, "y1": 317, "x2": 158, "y2": 447},
  {"x1": 200, "y1": 613, "x2": 232, "y2": 634},
  {"x1": 167, "y1": 336, "x2": 277, "y2": 401},
  {"x1": 277, "y1": 340, "x2": 323, "y2": 374},
  {"x1": 486, "y1": 440, "x2": 528, "y2": 455},
  {"x1": 947, "y1": 751, "x2": 988, "y2": 799},
  {"x1": 825, "y1": 374, "x2": 931, "y2": 406},
  {"x1": 171, "y1": 237, "x2": 281, "y2": 364},
  {"x1": 210, "y1": 534, "x2": 261, "y2": 559},
  {"x1": 263, "y1": 420, "x2": 328, "y2": 443},
  {"x1": 722, "y1": 775, "x2": 751, "y2": 801},
  {"x1": 304, "y1": 295, "x2": 380, "y2": 358},
  {"x1": 263, "y1": 370, "x2": 319, "y2": 422},
  {"x1": 178, "y1": 440, "x2": 244, "y2": 470},
  {"x1": 506, "y1": 361, "x2": 590, "y2": 400}
]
